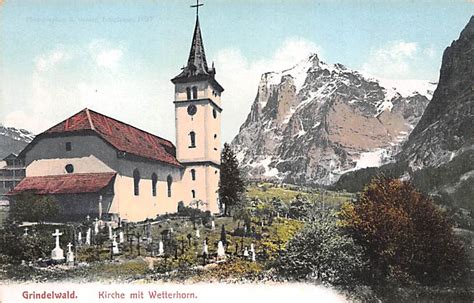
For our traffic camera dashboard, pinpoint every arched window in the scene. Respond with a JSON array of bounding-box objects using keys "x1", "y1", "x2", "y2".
[
  {"x1": 191, "y1": 190, "x2": 196, "y2": 199},
  {"x1": 133, "y1": 169, "x2": 140, "y2": 196},
  {"x1": 186, "y1": 87, "x2": 191, "y2": 100},
  {"x1": 190, "y1": 169, "x2": 196, "y2": 181},
  {"x1": 151, "y1": 173, "x2": 158, "y2": 197},
  {"x1": 167, "y1": 175, "x2": 173, "y2": 197},
  {"x1": 189, "y1": 131, "x2": 196, "y2": 148},
  {"x1": 192, "y1": 86, "x2": 198, "y2": 99}
]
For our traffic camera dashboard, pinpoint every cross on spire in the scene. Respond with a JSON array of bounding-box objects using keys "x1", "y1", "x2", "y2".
[
  {"x1": 191, "y1": 0, "x2": 204, "y2": 17},
  {"x1": 171, "y1": 0, "x2": 223, "y2": 93}
]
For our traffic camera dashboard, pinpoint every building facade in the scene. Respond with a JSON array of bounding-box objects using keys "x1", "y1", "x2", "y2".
[
  {"x1": 0, "y1": 154, "x2": 26, "y2": 202},
  {"x1": 9, "y1": 13, "x2": 223, "y2": 222}
]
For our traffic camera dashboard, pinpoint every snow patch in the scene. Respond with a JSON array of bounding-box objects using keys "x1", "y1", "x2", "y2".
[
  {"x1": 355, "y1": 149, "x2": 389, "y2": 169},
  {"x1": 248, "y1": 157, "x2": 281, "y2": 178},
  {"x1": 378, "y1": 78, "x2": 436, "y2": 99},
  {"x1": 312, "y1": 121, "x2": 321, "y2": 129}
]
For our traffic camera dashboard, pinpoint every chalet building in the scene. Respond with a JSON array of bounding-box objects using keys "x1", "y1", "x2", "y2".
[
  {"x1": 9, "y1": 13, "x2": 223, "y2": 222},
  {"x1": 0, "y1": 154, "x2": 26, "y2": 202}
]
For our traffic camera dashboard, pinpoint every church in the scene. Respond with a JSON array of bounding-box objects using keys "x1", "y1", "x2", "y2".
[{"x1": 9, "y1": 10, "x2": 224, "y2": 222}]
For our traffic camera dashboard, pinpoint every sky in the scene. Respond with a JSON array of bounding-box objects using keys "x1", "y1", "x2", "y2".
[{"x1": 0, "y1": 0, "x2": 473, "y2": 144}]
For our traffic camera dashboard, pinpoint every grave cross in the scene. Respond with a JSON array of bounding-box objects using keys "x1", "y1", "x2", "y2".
[
  {"x1": 52, "y1": 229, "x2": 63, "y2": 249},
  {"x1": 23, "y1": 227, "x2": 28, "y2": 237},
  {"x1": 66, "y1": 242, "x2": 75, "y2": 264}
]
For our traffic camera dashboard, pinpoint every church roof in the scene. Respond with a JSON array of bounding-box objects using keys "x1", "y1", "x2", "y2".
[
  {"x1": 36, "y1": 108, "x2": 181, "y2": 167},
  {"x1": 171, "y1": 17, "x2": 224, "y2": 92},
  {"x1": 9, "y1": 172, "x2": 116, "y2": 195}
]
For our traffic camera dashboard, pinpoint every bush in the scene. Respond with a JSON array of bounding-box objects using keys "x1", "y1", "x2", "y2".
[
  {"x1": 260, "y1": 218, "x2": 303, "y2": 260},
  {"x1": 288, "y1": 195, "x2": 312, "y2": 220},
  {"x1": 0, "y1": 223, "x2": 73, "y2": 264},
  {"x1": 9, "y1": 193, "x2": 59, "y2": 223},
  {"x1": 275, "y1": 215, "x2": 367, "y2": 285},
  {"x1": 339, "y1": 177, "x2": 468, "y2": 285}
]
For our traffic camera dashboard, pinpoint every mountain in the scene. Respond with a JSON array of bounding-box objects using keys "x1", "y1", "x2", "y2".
[
  {"x1": 336, "y1": 17, "x2": 474, "y2": 223},
  {"x1": 232, "y1": 54, "x2": 435, "y2": 185},
  {"x1": 0, "y1": 125, "x2": 35, "y2": 159}
]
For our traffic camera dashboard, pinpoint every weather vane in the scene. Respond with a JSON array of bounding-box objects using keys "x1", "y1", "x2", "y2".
[{"x1": 191, "y1": 0, "x2": 203, "y2": 17}]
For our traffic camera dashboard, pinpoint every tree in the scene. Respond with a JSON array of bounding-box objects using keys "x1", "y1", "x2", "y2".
[
  {"x1": 232, "y1": 200, "x2": 252, "y2": 231},
  {"x1": 9, "y1": 192, "x2": 59, "y2": 223},
  {"x1": 288, "y1": 194, "x2": 311, "y2": 220},
  {"x1": 276, "y1": 214, "x2": 367, "y2": 285},
  {"x1": 339, "y1": 177, "x2": 468, "y2": 285},
  {"x1": 219, "y1": 143, "x2": 245, "y2": 216}
]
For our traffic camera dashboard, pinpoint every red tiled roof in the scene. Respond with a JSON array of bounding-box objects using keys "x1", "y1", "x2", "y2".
[
  {"x1": 44, "y1": 108, "x2": 181, "y2": 167},
  {"x1": 9, "y1": 173, "x2": 116, "y2": 195}
]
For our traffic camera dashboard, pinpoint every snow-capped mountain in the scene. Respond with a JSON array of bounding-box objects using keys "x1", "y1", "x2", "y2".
[
  {"x1": 0, "y1": 124, "x2": 35, "y2": 159},
  {"x1": 232, "y1": 53, "x2": 435, "y2": 185}
]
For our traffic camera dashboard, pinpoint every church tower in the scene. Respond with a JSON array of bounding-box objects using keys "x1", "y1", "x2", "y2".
[{"x1": 171, "y1": 4, "x2": 223, "y2": 213}]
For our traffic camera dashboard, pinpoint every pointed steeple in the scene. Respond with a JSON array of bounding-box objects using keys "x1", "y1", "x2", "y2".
[
  {"x1": 186, "y1": 17, "x2": 211, "y2": 76},
  {"x1": 172, "y1": 16, "x2": 215, "y2": 82},
  {"x1": 171, "y1": 2, "x2": 223, "y2": 92}
]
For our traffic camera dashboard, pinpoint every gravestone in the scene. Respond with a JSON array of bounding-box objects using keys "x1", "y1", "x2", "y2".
[
  {"x1": 202, "y1": 240, "x2": 208, "y2": 255},
  {"x1": 77, "y1": 231, "x2": 82, "y2": 245},
  {"x1": 158, "y1": 240, "x2": 164, "y2": 256},
  {"x1": 86, "y1": 228, "x2": 91, "y2": 245},
  {"x1": 243, "y1": 247, "x2": 249, "y2": 258},
  {"x1": 217, "y1": 241, "x2": 226, "y2": 260},
  {"x1": 119, "y1": 231, "x2": 124, "y2": 244},
  {"x1": 51, "y1": 229, "x2": 65, "y2": 261},
  {"x1": 211, "y1": 220, "x2": 215, "y2": 230},
  {"x1": 250, "y1": 244, "x2": 256, "y2": 262},
  {"x1": 112, "y1": 233, "x2": 119, "y2": 255},
  {"x1": 66, "y1": 243, "x2": 74, "y2": 264},
  {"x1": 195, "y1": 229, "x2": 200, "y2": 238},
  {"x1": 108, "y1": 225, "x2": 113, "y2": 240},
  {"x1": 94, "y1": 218, "x2": 99, "y2": 235},
  {"x1": 23, "y1": 227, "x2": 28, "y2": 237}
]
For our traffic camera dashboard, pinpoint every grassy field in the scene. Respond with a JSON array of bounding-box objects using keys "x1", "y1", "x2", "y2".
[{"x1": 246, "y1": 182, "x2": 354, "y2": 205}]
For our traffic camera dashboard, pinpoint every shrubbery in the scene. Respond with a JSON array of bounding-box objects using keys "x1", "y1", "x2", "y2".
[
  {"x1": 9, "y1": 193, "x2": 59, "y2": 223},
  {"x1": 339, "y1": 177, "x2": 468, "y2": 285},
  {"x1": 275, "y1": 214, "x2": 367, "y2": 285}
]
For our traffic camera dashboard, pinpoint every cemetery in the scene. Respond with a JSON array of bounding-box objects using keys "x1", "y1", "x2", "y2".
[
  {"x1": 0, "y1": 180, "x2": 471, "y2": 302},
  {"x1": 0, "y1": 183, "x2": 347, "y2": 283}
]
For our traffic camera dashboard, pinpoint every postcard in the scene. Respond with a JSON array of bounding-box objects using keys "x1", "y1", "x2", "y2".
[{"x1": 0, "y1": 1, "x2": 473, "y2": 302}]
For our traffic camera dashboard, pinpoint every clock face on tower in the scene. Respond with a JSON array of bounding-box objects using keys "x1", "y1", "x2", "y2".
[{"x1": 187, "y1": 104, "x2": 197, "y2": 116}]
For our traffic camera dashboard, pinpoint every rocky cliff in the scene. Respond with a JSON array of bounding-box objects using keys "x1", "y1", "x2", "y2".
[
  {"x1": 232, "y1": 54, "x2": 435, "y2": 185},
  {"x1": 336, "y1": 17, "x2": 474, "y2": 221}
]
